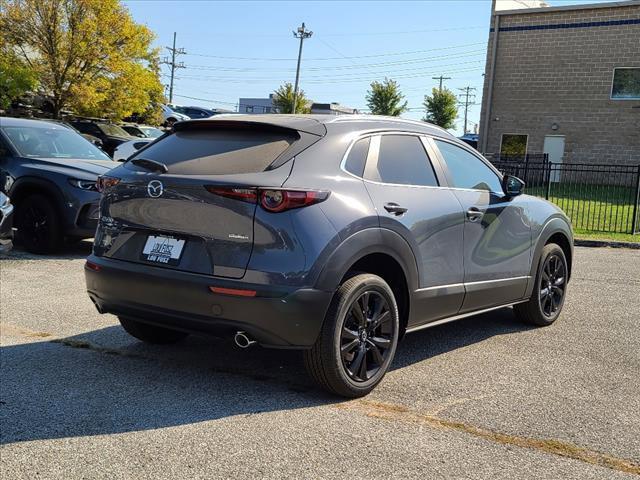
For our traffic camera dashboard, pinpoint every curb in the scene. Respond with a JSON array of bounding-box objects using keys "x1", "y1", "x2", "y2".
[{"x1": 574, "y1": 239, "x2": 640, "y2": 250}]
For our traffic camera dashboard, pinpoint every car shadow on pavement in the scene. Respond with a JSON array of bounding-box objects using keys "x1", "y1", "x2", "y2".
[{"x1": 0, "y1": 308, "x2": 531, "y2": 445}]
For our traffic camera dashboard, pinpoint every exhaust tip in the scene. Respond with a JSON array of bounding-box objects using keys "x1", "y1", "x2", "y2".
[{"x1": 234, "y1": 331, "x2": 257, "y2": 349}]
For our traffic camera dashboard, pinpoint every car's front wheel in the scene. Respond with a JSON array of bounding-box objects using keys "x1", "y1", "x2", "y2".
[
  {"x1": 15, "y1": 194, "x2": 63, "y2": 254},
  {"x1": 304, "y1": 273, "x2": 399, "y2": 398},
  {"x1": 118, "y1": 316, "x2": 189, "y2": 344},
  {"x1": 514, "y1": 243, "x2": 568, "y2": 326}
]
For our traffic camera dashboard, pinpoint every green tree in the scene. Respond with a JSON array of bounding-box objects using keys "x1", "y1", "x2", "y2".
[
  {"x1": 423, "y1": 88, "x2": 458, "y2": 130},
  {"x1": 365, "y1": 78, "x2": 407, "y2": 116},
  {"x1": 0, "y1": 0, "x2": 164, "y2": 120},
  {"x1": 0, "y1": 46, "x2": 38, "y2": 109},
  {"x1": 272, "y1": 82, "x2": 311, "y2": 114}
]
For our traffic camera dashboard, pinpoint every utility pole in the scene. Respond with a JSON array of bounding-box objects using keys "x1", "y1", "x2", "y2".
[
  {"x1": 432, "y1": 75, "x2": 451, "y2": 92},
  {"x1": 458, "y1": 86, "x2": 477, "y2": 134},
  {"x1": 161, "y1": 32, "x2": 186, "y2": 104},
  {"x1": 292, "y1": 22, "x2": 312, "y2": 114}
]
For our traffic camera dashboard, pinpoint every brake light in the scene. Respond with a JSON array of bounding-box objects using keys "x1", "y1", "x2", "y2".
[
  {"x1": 204, "y1": 186, "x2": 257, "y2": 203},
  {"x1": 260, "y1": 190, "x2": 329, "y2": 213},
  {"x1": 96, "y1": 176, "x2": 120, "y2": 193},
  {"x1": 204, "y1": 186, "x2": 329, "y2": 212}
]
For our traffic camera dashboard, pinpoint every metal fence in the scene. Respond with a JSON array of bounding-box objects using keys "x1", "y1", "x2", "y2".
[{"x1": 489, "y1": 158, "x2": 640, "y2": 235}]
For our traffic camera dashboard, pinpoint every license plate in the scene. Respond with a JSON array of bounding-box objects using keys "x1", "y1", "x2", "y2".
[{"x1": 142, "y1": 235, "x2": 185, "y2": 265}]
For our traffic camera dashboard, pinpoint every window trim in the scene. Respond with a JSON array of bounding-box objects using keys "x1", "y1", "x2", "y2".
[
  {"x1": 339, "y1": 131, "x2": 447, "y2": 189},
  {"x1": 428, "y1": 136, "x2": 505, "y2": 194},
  {"x1": 499, "y1": 133, "x2": 529, "y2": 157},
  {"x1": 610, "y1": 67, "x2": 640, "y2": 101}
]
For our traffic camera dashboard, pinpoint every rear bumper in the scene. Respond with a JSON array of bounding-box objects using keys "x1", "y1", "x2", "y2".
[{"x1": 85, "y1": 255, "x2": 333, "y2": 348}]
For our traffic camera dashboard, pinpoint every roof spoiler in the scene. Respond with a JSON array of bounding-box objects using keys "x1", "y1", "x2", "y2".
[{"x1": 173, "y1": 118, "x2": 326, "y2": 137}]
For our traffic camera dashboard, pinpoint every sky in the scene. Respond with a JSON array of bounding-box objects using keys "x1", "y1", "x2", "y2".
[{"x1": 124, "y1": 0, "x2": 617, "y2": 135}]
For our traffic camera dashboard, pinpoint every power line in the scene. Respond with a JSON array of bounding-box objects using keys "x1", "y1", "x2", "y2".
[
  {"x1": 160, "y1": 32, "x2": 186, "y2": 104},
  {"x1": 183, "y1": 49, "x2": 486, "y2": 73},
  {"x1": 174, "y1": 65, "x2": 484, "y2": 85},
  {"x1": 185, "y1": 41, "x2": 487, "y2": 62}
]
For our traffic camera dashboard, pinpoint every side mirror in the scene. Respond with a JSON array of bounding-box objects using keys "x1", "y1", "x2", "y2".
[{"x1": 502, "y1": 175, "x2": 525, "y2": 197}]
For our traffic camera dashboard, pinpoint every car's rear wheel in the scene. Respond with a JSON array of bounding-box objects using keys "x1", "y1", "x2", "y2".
[
  {"x1": 514, "y1": 243, "x2": 568, "y2": 326},
  {"x1": 15, "y1": 194, "x2": 63, "y2": 254},
  {"x1": 118, "y1": 316, "x2": 189, "y2": 344},
  {"x1": 304, "y1": 273, "x2": 399, "y2": 398}
]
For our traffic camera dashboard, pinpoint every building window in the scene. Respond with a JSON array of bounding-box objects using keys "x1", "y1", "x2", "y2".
[
  {"x1": 500, "y1": 134, "x2": 528, "y2": 157},
  {"x1": 611, "y1": 68, "x2": 640, "y2": 100},
  {"x1": 245, "y1": 106, "x2": 254, "y2": 113}
]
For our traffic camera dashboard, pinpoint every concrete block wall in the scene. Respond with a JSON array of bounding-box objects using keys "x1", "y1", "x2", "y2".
[{"x1": 479, "y1": 2, "x2": 640, "y2": 166}]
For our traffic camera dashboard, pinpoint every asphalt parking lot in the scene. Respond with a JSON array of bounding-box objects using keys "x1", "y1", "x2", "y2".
[{"x1": 1, "y1": 243, "x2": 639, "y2": 479}]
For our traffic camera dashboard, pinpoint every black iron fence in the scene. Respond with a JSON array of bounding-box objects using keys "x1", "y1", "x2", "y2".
[{"x1": 489, "y1": 158, "x2": 640, "y2": 235}]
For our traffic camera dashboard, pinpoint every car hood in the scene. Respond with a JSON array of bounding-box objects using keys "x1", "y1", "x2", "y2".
[{"x1": 25, "y1": 157, "x2": 116, "y2": 177}]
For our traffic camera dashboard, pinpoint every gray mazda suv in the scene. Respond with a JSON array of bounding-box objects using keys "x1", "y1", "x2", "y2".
[
  {"x1": 85, "y1": 115, "x2": 573, "y2": 397},
  {"x1": 0, "y1": 117, "x2": 115, "y2": 253}
]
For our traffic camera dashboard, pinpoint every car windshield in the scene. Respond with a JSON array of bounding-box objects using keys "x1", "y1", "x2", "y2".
[
  {"x1": 98, "y1": 123, "x2": 130, "y2": 137},
  {"x1": 2, "y1": 125, "x2": 111, "y2": 160},
  {"x1": 141, "y1": 127, "x2": 163, "y2": 138}
]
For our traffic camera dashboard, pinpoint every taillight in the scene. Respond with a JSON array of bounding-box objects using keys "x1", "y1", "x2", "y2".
[
  {"x1": 205, "y1": 186, "x2": 329, "y2": 212},
  {"x1": 96, "y1": 176, "x2": 120, "y2": 193},
  {"x1": 260, "y1": 190, "x2": 329, "y2": 212},
  {"x1": 204, "y1": 186, "x2": 257, "y2": 203}
]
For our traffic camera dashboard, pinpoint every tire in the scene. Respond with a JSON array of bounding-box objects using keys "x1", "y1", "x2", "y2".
[
  {"x1": 304, "y1": 273, "x2": 400, "y2": 398},
  {"x1": 118, "y1": 316, "x2": 189, "y2": 344},
  {"x1": 514, "y1": 243, "x2": 568, "y2": 326},
  {"x1": 15, "y1": 194, "x2": 63, "y2": 254}
]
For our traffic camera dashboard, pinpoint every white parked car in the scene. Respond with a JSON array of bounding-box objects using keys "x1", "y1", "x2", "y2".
[
  {"x1": 161, "y1": 105, "x2": 189, "y2": 126},
  {"x1": 113, "y1": 138, "x2": 152, "y2": 162}
]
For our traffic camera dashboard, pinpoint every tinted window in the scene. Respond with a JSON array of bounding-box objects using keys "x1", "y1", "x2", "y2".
[
  {"x1": 435, "y1": 140, "x2": 502, "y2": 192},
  {"x1": 128, "y1": 128, "x2": 297, "y2": 175},
  {"x1": 2, "y1": 125, "x2": 110, "y2": 160},
  {"x1": 366, "y1": 135, "x2": 438, "y2": 187},
  {"x1": 344, "y1": 137, "x2": 370, "y2": 177}
]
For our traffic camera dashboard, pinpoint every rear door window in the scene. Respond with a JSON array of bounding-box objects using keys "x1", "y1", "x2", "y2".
[
  {"x1": 365, "y1": 134, "x2": 438, "y2": 187},
  {"x1": 128, "y1": 128, "x2": 297, "y2": 175}
]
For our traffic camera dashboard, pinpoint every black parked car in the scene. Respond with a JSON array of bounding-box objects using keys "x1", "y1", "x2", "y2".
[
  {"x1": 0, "y1": 190, "x2": 14, "y2": 253},
  {"x1": 86, "y1": 115, "x2": 573, "y2": 397},
  {"x1": 172, "y1": 105, "x2": 216, "y2": 119},
  {"x1": 120, "y1": 124, "x2": 164, "y2": 139},
  {"x1": 69, "y1": 120, "x2": 137, "y2": 156},
  {"x1": 0, "y1": 117, "x2": 115, "y2": 253}
]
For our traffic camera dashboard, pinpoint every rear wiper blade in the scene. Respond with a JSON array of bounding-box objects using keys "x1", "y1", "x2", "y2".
[{"x1": 131, "y1": 158, "x2": 168, "y2": 174}]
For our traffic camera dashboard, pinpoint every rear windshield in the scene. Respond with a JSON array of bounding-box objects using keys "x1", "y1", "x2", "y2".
[{"x1": 128, "y1": 128, "x2": 297, "y2": 174}]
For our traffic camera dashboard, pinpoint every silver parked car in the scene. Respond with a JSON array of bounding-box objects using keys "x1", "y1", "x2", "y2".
[{"x1": 86, "y1": 115, "x2": 573, "y2": 397}]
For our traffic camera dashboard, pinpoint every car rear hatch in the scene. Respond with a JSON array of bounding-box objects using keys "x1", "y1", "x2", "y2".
[{"x1": 95, "y1": 118, "x2": 325, "y2": 278}]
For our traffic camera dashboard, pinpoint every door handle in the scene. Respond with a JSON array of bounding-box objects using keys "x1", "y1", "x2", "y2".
[
  {"x1": 466, "y1": 207, "x2": 484, "y2": 222},
  {"x1": 384, "y1": 202, "x2": 408, "y2": 215}
]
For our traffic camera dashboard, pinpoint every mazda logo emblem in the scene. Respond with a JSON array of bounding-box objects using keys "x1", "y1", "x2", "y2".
[{"x1": 147, "y1": 180, "x2": 163, "y2": 198}]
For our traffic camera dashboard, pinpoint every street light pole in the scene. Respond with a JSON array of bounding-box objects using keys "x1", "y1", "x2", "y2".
[{"x1": 292, "y1": 23, "x2": 312, "y2": 114}]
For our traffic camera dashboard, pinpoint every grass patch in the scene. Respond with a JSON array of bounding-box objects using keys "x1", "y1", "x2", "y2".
[
  {"x1": 574, "y1": 230, "x2": 640, "y2": 244},
  {"x1": 526, "y1": 183, "x2": 639, "y2": 234}
]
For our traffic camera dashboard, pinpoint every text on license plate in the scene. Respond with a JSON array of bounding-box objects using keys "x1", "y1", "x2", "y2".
[{"x1": 142, "y1": 235, "x2": 185, "y2": 265}]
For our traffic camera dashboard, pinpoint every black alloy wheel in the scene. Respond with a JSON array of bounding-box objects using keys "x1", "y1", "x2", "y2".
[
  {"x1": 16, "y1": 194, "x2": 63, "y2": 254},
  {"x1": 340, "y1": 290, "x2": 394, "y2": 382},
  {"x1": 539, "y1": 252, "x2": 566, "y2": 318},
  {"x1": 304, "y1": 273, "x2": 400, "y2": 398},
  {"x1": 514, "y1": 243, "x2": 568, "y2": 326}
]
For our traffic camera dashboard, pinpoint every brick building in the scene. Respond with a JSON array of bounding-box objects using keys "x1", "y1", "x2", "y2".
[{"x1": 479, "y1": 0, "x2": 640, "y2": 166}]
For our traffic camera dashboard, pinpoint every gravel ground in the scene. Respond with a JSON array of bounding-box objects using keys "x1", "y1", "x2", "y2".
[{"x1": 1, "y1": 243, "x2": 639, "y2": 479}]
